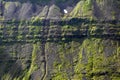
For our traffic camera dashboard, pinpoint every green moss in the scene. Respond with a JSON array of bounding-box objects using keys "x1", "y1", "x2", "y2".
[
  {"x1": 2, "y1": 74, "x2": 11, "y2": 80},
  {"x1": 93, "y1": 76, "x2": 108, "y2": 80},
  {"x1": 0, "y1": 1, "x2": 120, "y2": 79},
  {"x1": 46, "y1": 37, "x2": 119, "y2": 79},
  {"x1": 73, "y1": 38, "x2": 119, "y2": 79},
  {"x1": 111, "y1": 76, "x2": 120, "y2": 80},
  {"x1": 23, "y1": 43, "x2": 38, "y2": 80},
  {"x1": 70, "y1": 0, "x2": 93, "y2": 18},
  {"x1": 70, "y1": 1, "x2": 81, "y2": 18}
]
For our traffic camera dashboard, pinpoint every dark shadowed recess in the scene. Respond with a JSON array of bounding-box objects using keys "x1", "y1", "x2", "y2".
[
  {"x1": 1, "y1": 18, "x2": 120, "y2": 27},
  {"x1": 0, "y1": 35, "x2": 120, "y2": 46},
  {"x1": 3, "y1": 0, "x2": 80, "y2": 7},
  {"x1": 0, "y1": 45, "x2": 25, "y2": 79}
]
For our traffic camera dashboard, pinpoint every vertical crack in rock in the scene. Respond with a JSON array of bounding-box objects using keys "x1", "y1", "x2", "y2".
[{"x1": 41, "y1": 7, "x2": 50, "y2": 80}]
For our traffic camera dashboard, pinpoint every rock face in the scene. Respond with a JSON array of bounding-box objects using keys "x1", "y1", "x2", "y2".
[
  {"x1": 0, "y1": 0, "x2": 120, "y2": 80},
  {"x1": 47, "y1": 4, "x2": 61, "y2": 19},
  {"x1": 18, "y1": 3, "x2": 34, "y2": 20},
  {"x1": 4, "y1": 2, "x2": 17, "y2": 19}
]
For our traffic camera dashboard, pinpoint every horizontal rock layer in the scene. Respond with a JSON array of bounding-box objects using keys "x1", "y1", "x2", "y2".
[{"x1": 0, "y1": 0, "x2": 120, "y2": 80}]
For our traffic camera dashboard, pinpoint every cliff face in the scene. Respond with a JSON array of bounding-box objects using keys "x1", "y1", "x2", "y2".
[{"x1": 0, "y1": 0, "x2": 120, "y2": 80}]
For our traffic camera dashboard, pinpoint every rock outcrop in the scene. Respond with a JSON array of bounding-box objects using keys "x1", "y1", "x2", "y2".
[{"x1": 0, "y1": 0, "x2": 120, "y2": 80}]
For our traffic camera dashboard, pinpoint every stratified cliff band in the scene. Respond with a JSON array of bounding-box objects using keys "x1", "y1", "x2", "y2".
[{"x1": 0, "y1": 0, "x2": 120, "y2": 80}]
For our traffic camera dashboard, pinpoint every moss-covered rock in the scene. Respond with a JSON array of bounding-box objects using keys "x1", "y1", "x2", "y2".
[{"x1": 0, "y1": 0, "x2": 120, "y2": 80}]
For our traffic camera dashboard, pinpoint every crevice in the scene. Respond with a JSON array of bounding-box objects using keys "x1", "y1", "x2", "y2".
[{"x1": 41, "y1": 6, "x2": 50, "y2": 80}]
